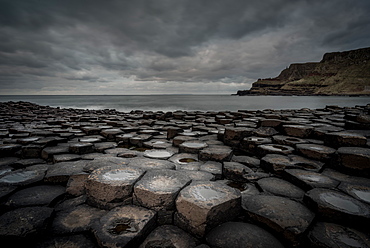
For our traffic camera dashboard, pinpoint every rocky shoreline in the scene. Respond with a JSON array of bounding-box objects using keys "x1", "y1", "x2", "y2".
[{"x1": 0, "y1": 101, "x2": 369, "y2": 248}]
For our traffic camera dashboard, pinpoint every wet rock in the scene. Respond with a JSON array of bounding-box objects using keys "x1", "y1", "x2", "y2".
[
  {"x1": 83, "y1": 157, "x2": 129, "y2": 173},
  {"x1": 35, "y1": 234, "x2": 99, "y2": 248},
  {"x1": 283, "y1": 125, "x2": 313, "y2": 138},
  {"x1": 199, "y1": 146, "x2": 233, "y2": 162},
  {"x1": 134, "y1": 169, "x2": 191, "y2": 211},
  {"x1": 272, "y1": 135, "x2": 308, "y2": 146},
  {"x1": 284, "y1": 169, "x2": 339, "y2": 190},
  {"x1": 231, "y1": 155, "x2": 261, "y2": 168},
  {"x1": 0, "y1": 206, "x2": 54, "y2": 241},
  {"x1": 143, "y1": 149, "x2": 174, "y2": 160},
  {"x1": 336, "y1": 147, "x2": 370, "y2": 176},
  {"x1": 139, "y1": 225, "x2": 199, "y2": 248},
  {"x1": 179, "y1": 141, "x2": 208, "y2": 154},
  {"x1": 0, "y1": 164, "x2": 47, "y2": 186},
  {"x1": 183, "y1": 170, "x2": 215, "y2": 181},
  {"x1": 296, "y1": 143, "x2": 336, "y2": 161},
  {"x1": 11, "y1": 158, "x2": 45, "y2": 169},
  {"x1": 304, "y1": 188, "x2": 370, "y2": 229},
  {"x1": 325, "y1": 131, "x2": 367, "y2": 148},
  {"x1": 175, "y1": 181, "x2": 241, "y2": 237},
  {"x1": 199, "y1": 161, "x2": 223, "y2": 179},
  {"x1": 45, "y1": 160, "x2": 88, "y2": 183},
  {"x1": 94, "y1": 142, "x2": 117, "y2": 152},
  {"x1": 22, "y1": 144, "x2": 44, "y2": 158},
  {"x1": 86, "y1": 165, "x2": 144, "y2": 209},
  {"x1": 257, "y1": 177, "x2": 305, "y2": 200},
  {"x1": 92, "y1": 205, "x2": 156, "y2": 248},
  {"x1": 53, "y1": 153, "x2": 81, "y2": 163},
  {"x1": 223, "y1": 162, "x2": 254, "y2": 182},
  {"x1": 41, "y1": 145, "x2": 69, "y2": 161},
  {"x1": 242, "y1": 194, "x2": 314, "y2": 246},
  {"x1": 100, "y1": 128, "x2": 123, "y2": 141},
  {"x1": 69, "y1": 142, "x2": 95, "y2": 154},
  {"x1": 0, "y1": 144, "x2": 22, "y2": 157},
  {"x1": 66, "y1": 172, "x2": 89, "y2": 196},
  {"x1": 240, "y1": 136, "x2": 271, "y2": 155},
  {"x1": 338, "y1": 182, "x2": 370, "y2": 205},
  {"x1": 144, "y1": 139, "x2": 172, "y2": 149},
  {"x1": 3, "y1": 185, "x2": 65, "y2": 208},
  {"x1": 308, "y1": 222, "x2": 370, "y2": 248},
  {"x1": 172, "y1": 135, "x2": 197, "y2": 147},
  {"x1": 261, "y1": 154, "x2": 324, "y2": 173},
  {"x1": 223, "y1": 127, "x2": 253, "y2": 147},
  {"x1": 52, "y1": 204, "x2": 106, "y2": 234},
  {"x1": 206, "y1": 222, "x2": 284, "y2": 248}
]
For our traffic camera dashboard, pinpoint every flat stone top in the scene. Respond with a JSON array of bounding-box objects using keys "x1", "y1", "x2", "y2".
[
  {"x1": 257, "y1": 177, "x2": 305, "y2": 200},
  {"x1": 143, "y1": 149, "x2": 174, "y2": 160},
  {"x1": 89, "y1": 165, "x2": 145, "y2": 186},
  {"x1": 128, "y1": 158, "x2": 176, "y2": 170},
  {"x1": 177, "y1": 181, "x2": 240, "y2": 208},
  {"x1": 135, "y1": 169, "x2": 191, "y2": 193}
]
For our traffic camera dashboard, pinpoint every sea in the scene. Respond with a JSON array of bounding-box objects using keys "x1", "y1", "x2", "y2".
[{"x1": 0, "y1": 95, "x2": 369, "y2": 112}]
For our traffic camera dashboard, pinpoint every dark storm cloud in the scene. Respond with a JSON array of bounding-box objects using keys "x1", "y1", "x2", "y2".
[{"x1": 0, "y1": 0, "x2": 369, "y2": 94}]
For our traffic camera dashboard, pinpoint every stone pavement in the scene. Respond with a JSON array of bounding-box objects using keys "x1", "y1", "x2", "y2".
[{"x1": 0, "y1": 101, "x2": 369, "y2": 247}]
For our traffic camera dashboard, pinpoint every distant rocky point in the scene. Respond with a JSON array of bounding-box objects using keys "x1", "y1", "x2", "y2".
[{"x1": 237, "y1": 47, "x2": 370, "y2": 96}]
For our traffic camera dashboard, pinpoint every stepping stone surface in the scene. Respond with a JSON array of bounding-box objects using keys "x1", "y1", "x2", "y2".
[{"x1": 206, "y1": 222, "x2": 284, "y2": 248}]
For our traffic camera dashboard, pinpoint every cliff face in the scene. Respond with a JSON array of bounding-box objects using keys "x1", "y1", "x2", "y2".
[{"x1": 237, "y1": 47, "x2": 370, "y2": 96}]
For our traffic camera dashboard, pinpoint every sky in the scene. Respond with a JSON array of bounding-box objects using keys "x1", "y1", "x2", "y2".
[{"x1": 0, "y1": 0, "x2": 369, "y2": 95}]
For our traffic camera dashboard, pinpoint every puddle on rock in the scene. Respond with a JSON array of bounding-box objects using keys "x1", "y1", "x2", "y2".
[
  {"x1": 0, "y1": 170, "x2": 37, "y2": 184},
  {"x1": 102, "y1": 169, "x2": 139, "y2": 181},
  {"x1": 182, "y1": 142, "x2": 207, "y2": 148},
  {"x1": 108, "y1": 220, "x2": 138, "y2": 235},
  {"x1": 191, "y1": 186, "x2": 226, "y2": 201},
  {"x1": 144, "y1": 150, "x2": 173, "y2": 159},
  {"x1": 321, "y1": 193, "x2": 361, "y2": 214}
]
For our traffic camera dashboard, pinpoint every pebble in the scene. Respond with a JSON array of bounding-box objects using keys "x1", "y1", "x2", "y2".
[{"x1": 0, "y1": 101, "x2": 369, "y2": 247}]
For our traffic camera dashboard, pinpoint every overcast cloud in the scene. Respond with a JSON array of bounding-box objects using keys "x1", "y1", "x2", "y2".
[{"x1": 0, "y1": 0, "x2": 369, "y2": 94}]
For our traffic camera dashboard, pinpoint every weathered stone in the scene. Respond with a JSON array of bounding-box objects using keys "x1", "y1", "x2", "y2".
[
  {"x1": 175, "y1": 181, "x2": 241, "y2": 237},
  {"x1": 144, "y1": 139, "x2": 172, "y2": 149},
  {"x1": 240, "y1": 136, "x2": 271, "y2": 154},
  {"x1": 22, "y1": 144, "x2": 44, "y2": 158},
  {"x1": 284, "y1": 169, "x2": 339, "y2": 190},
  {"x1": 69, "y1": 142, "x2": 95, "y2": 154},
  {"x1": 41, "y1": 145, "x2": 69, "y2": 161},
  {"x1": 45, "y1": 160, "x2": 88, "y2": 183},
  {"x1": 283, "y1": 125, "x2": 313, "y2": 138},
  {"x1": 53, "y1": 153, "x2": 81, "y2": 163},
  {"x1": 0, "y1": 144, "x2": 22, "y2": 157},
  {"x1": 0, "y1": 207, "x2": 54, "y2": 241},
  {"x1": 139, "y1": 225, "x2": 199, "y2": 248},
  {"x1": 338, "y1": 182, "x2": 370, "y2": 205},
  {"x1": 100, "y1": 128, "x2": 123, "y2": 141},
  {"x1": 143, "y1": 149, "x2": 174, "y2": 160},
  {"x1": 261, "y1": 154, "x2": 324, "y2": 173},
  {"x1": 296, "y1": 143, "x2": 336, "y2": 161},
  {"x1": 304, "y1": 188, "x2": 370, "y2": 229},
  {"x1": 182, "y1": 170, "x2": 215, "y2": 181},
  {"x1": 199, "y1": 161, "x2": 223, "y2": 179},
  {"x1": 308, "y1": 222, "x2": 370, "y2": 248},
  {"x1": 35, "y1": 234, "x2": 99, "y2": 248},
  {"x1": 3, "y1": 185, "x2": 65, "y2": 208},
  {"x1": 94, "y1": 142, "x2": 117, "y2": 152},
  {"x1": 242, "y1": 195, "x2": 314, "y2": 246},
  {"x1": 272, "y1": 135, "x2": 308, "y2": 146},
  {"x1": 0, "y1": 164, "x2": 47, "y2": 186},
  {"x1": 167, "y1": 127, "x2": 183, "y2": 139},
  {"x1": 257, "y1": 177, "x2": 305, "y2": 200},
  {"x1": 92, "y1": 205, "x2": 156, "y2": 248},
  {"x1": 257, "y1": 144, "x2": 294, "y2": 157},
  {"x1": 336, "y1": 147, "x2": 370, "y2": 176},
  {"x1": 86, "y1": 165, "x2": 145, "y2": 209},
  {"x1": 83, "y1": 157, "x2": 129, "y2": 173},
  {"x1": 134, "y1": 169, "x2": 191, "y2": 211},
  {"x1": 52, "y1": 204, "x2": 106, "y2": 234},
  {"x1": 128, "y1": 157, "x2": 176, "y2": 170},
  {"x1": 66, "y1": 172, "x2": 89, "y2": 196},
  {"x1": 172, "y1": 135, "x2": 197, "y2": 147},
  {"x1": 325, "y1": 131, "x2": 367, "y2": 148},
  {"x1": 223, "y1": 162, "x2": 254, "y2": 182},
  {"x1": 259, "y1": 118, "x2": 283, "y2": 128},
  {"x1": 11, "y1": 158, "x2": 45, "y2": 168},
  {"x1": 206, "y1": 222, "x2": 284, "y2": 248},
  {"x1": 199, "y1": 146, "x2": 233, "y2": 162},
  {"x1": 179, "y1": 141, "x2": 208, "y2": 154}
]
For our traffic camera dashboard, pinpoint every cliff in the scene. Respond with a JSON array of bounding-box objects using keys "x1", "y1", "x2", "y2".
[{"x1": 237, "y1": 47, "x2": 370, "y2": 96}]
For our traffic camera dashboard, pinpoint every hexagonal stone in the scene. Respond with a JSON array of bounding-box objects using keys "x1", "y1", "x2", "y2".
[
  {"x1": 200, "y1": 161, "x2": 222, "y2": 179},
  {"x1": 52, "y1": 204, "x2": 106, "y2": 234},
  {"x1": 199, "y1": 146, "x2": 233, "y2": 162},
  {"x1": 139, "y1": 225, "x2": 199, "y2": 248},
  {"x1": 242, "y1": 195, "x2": 314, "y2": 246},
  {"x1": 304, "y1": 188, "x2": 370, "y2": 228},
  {"x1": 336, "y1": 147, "x2": 370, "y2": 176},
  {"x1": 41, "y1": 145, "x2": 69, "y2": 161},
  {"x1": 253, "y1": 127, "x2": 279, "y2": 137},
  {"x1": 83, "y1": 157, "x2": 129, "y2": 173},
  {"x1": 257, "y1": 144, "x2": 294, "y2": 157},
  {"x1": 128, "y1": 158, "x2": 176, "y2": 170},
  {"x1": 0, "y1": 164, "x2": 47, "y2": 186},
  {"x1": 22, "y1": 144, "x2": 44, "y2": 158},
  {"x1": 325, "y1": 131, "x2": 367, "y2": 148},
  {"x1": 257, "y1": 177, "x2": 305, "y2": 200},
  {"x1": 283, "y1": 169, "x2": 339, "y2": 191},
  {"x1": 85, "y1": 165, "x2": 145, "y2": 209},
  {"x1": 206, "y1": 222, "x2": 284, "y2": 248},
  {"x1": 172, "y1": 135, "x2": 197, "y2": 147},
  {"x1": 175, "y1": 181, "x2": 241, "y2": 237},
  {"x1": 296, "y1": 143, "x2": 336, "y2": 161},
  {"x1": 94, "y1": 142, "x2": 117, "y2": 152},
  {"x1": 66, "y1": 172, "x2": 89, "y2": 196},
  {"x1": 0, "y1": 144, "x2": 22, "y2": 157},
  {"x1": 223, "y1": 162, "x2": 254, "y2": 182},
  {"x1": 272, "y1": 135, "x2": 308, "y2": 146},
  {"x1": 179, "y1": 141, "x2": 208, "y2": 154},
  {"x1": 53, "y1": 153, "x2": 81, "y2": 163},
  {"x1": 143, "y1": 149, "x2": 174, "y2": 160},
  {"x1": 134, "y1": 169, "x2": 191, "y2": 211},
  {"x1": 92, "y1": 205, "x2": 156, "y2": 248},
  {"x1": 338, "y1": 182, "x2": 370, "y2": 205},
  {"x1": 69, "y1": 142, "x2": 95, "y2": 154},
  {"x1": 283, "y1": 124, "x2": 313, "y2": 138},
  {"x1": 308, "y1": 222, "x2": 370, "y2": 248},
  {"x1": 261, "y1": 154, "x2": 324, "y2": 173},
  {"x1": 100, "y1": 128, "x2": 123, "y2": 141},
  {"x1": 0, "y1": 207, "x2": 54, "y2": 241},
  {"x1": 45, "y1": 160, "x2": 88, "y2": 183},
  {"x1": 3, "y1": 185, "x2": 65, "y2": 208}
]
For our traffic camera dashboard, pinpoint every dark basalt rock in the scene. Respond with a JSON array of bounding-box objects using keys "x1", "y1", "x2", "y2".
[{"x1": 257, "y1": 177, "x2": 305, "y2": 200}]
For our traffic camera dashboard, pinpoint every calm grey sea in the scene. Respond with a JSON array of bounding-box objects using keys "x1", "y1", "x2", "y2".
[{"x1": 0, "y1": 95, "x2": 369, "y2": 112}]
